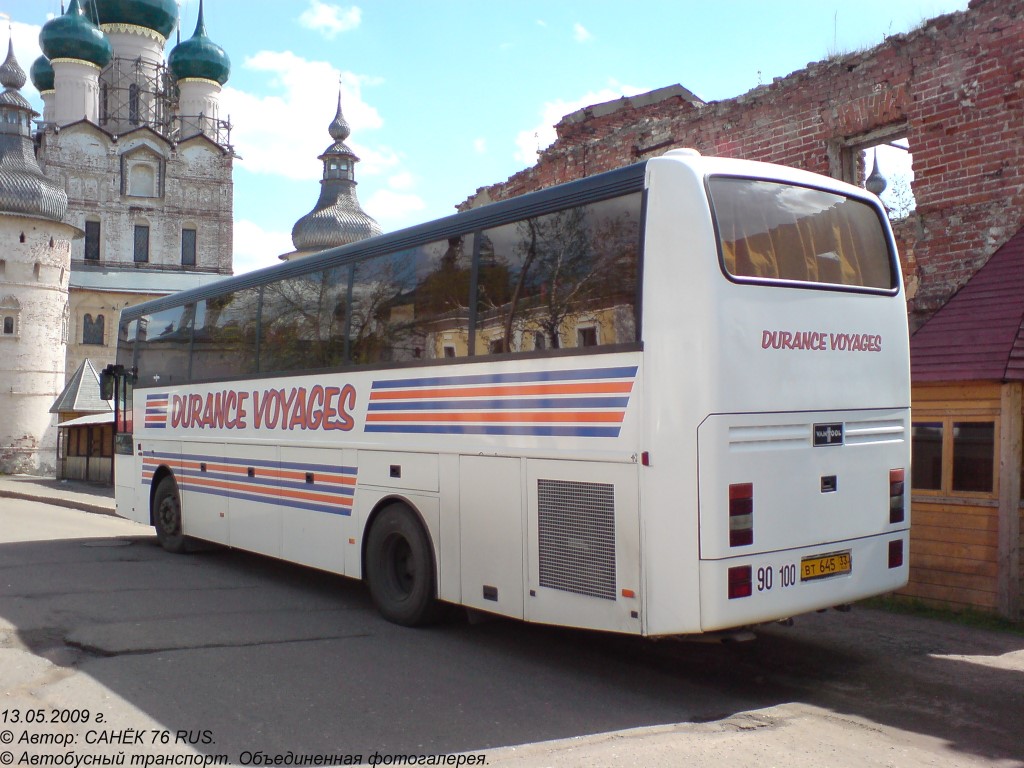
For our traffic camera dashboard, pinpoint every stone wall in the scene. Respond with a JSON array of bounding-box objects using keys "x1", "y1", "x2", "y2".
[
  {"x1": 40, "y1": 123, "x2": 233, "y2": 275},
  {"x1": 0, "y1": 218, "x2": 75, "y2": 474}
]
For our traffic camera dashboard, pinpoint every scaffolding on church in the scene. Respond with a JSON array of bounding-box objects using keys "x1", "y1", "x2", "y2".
[{"x1": 95, "y1": 56, "x2": 232, "y2": 150}]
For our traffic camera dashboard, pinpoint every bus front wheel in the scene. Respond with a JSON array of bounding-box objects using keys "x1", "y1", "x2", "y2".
[
  {"x1": 364, "y1": 503, "x2": 440, "y2": 626},
  {"x1": 153, "y1": 476, "x2": 187, "y2": 554}
]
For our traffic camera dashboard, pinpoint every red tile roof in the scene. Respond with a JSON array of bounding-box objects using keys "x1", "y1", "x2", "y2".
[{"x1": 911, "y1": 227, "x2": 1024, "y2": 382}]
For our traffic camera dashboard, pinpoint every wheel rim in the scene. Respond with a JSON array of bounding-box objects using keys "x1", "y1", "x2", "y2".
[
  {"x1": 384, "y1": 533, "x2": 415, "y2": 598},
  {"x1": 157, "y1": 495, "x2": 179, "y2": 536}
]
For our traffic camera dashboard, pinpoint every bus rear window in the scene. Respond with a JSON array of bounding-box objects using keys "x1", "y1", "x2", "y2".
[{"x1": 708, "y1": 177, "x2": 895, "y2": 291}]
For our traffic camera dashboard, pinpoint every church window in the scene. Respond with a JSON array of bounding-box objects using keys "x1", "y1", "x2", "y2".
[
  {"x1": 134, "y1": 225, "x2": 150, "y2": 263},
  {"x1": 83, "y1": 314, "x2": 105, "y2": 346},
  {"x1": 85, "y1": 221, "x2": 101, "y2": 260},
  {"x1": 181, "y1": 228, "x2": 197, "y2": 266},
  {"x1": 121, "y1": 150, "x2": 164, "y2": 199},
  {"x1": 0, "y1": 296, "x2": 20, "y2": 338},
  {"x1": 128, "y1": 164, "x2": 157, "y2": 198}
]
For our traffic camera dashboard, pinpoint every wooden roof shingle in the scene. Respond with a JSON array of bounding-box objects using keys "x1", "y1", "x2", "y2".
[{"x1": 911, "y1": 227, "x2": 1024, "y2": 382}]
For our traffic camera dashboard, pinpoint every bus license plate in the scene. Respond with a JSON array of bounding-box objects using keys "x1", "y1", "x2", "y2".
[{"x1": 800, "y1": 551, "x2": 852, "y2": 581}]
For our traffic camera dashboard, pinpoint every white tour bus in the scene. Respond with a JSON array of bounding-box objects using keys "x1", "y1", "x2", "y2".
[{"x1": 103, "y1": 149, "x2": 910, "y2": 636}]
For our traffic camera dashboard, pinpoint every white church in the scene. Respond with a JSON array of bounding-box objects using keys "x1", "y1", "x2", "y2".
[
  {"x1": 0, "y1": 0, "x2": 233, "y2": 475},
  {"x1": 0, "y1": 0, "x2": 381, "y2": 476}
]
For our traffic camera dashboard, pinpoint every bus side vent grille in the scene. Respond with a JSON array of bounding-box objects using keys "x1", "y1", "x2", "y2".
[{"x1": 537, "y1": 479, "x2": 616, "y2": 600}]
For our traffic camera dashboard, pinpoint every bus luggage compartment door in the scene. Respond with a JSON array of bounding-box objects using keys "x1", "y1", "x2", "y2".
[{"x1": 697, "y1": 409, "x2": 908, "y2": 560}]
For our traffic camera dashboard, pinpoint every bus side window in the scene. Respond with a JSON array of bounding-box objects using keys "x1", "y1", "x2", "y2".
[
  {"x1": 260, "y1": 267, "x2": 348, "y2": 373},
  {"x1": 349, "y1": 238, "x2": 475, "y2": 365},
  {"x1": 135, "y1": 305, "x2": 194, "y2": 386},
  {"x1": 476, "y1": 192, "x2": 641, "y2": 355},
  {"x1": 191, "y1": 289, "x2": 260, "y2": 381}
]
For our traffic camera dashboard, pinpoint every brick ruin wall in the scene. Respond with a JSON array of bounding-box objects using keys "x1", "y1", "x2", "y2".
[{"x1": 467, "y1": 0, "x2": 1024, "y2": 331}]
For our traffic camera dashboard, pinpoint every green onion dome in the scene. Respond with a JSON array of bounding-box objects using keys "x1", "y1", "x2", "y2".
[
  {"x1": 85, "y1": 0, "x2": 179, "y2": 41},
  {"x1": 30, "y1": 56, "x2": 55, "y2": 93},
  {"x1": 39, "y1": 0, "x2": 112, "y2": 69},
  {"x1": 168, "y1": 2, "x2": 230, "y2": 85}
]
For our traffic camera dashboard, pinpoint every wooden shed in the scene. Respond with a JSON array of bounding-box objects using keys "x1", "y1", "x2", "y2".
[
  {"x1": 908, "y1": 228, "x2": 1024, "y2": 620},
  {"x1": 50, "y1": 359, "x2": 114, "y2": 485},
  {"x1": 56, "y1": 412, "x2": 114, "y2": 484}
]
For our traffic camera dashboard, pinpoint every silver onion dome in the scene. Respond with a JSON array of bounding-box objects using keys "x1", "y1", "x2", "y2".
[
  {"x1": 0, "y1": 40, "x2": 68, "y2": 222},
  {"x1": 291, "y1": 92, "x2": 382, "y2": 252}
]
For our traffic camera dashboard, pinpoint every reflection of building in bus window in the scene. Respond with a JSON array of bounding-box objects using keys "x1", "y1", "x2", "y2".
[{"x1": 577, "y1": 326, "x2": 598, "y2": 347}]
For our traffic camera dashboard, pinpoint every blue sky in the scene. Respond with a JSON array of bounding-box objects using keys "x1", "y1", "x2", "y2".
[{"x1": 6, "y1": 0, "x2": 968, "y2": 273}]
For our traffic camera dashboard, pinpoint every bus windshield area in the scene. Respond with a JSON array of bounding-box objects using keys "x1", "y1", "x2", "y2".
[{"x1": 708, "y1": 177, "x2": 895, "y2": 291}]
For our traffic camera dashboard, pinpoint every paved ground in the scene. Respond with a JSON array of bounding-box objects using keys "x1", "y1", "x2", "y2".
[
  {"x1": 1, "y1": 476, "x2": 1023, "y2": 767},
  {"x1": 0, "y1": 474, "x2": 115, "y2": 516}
]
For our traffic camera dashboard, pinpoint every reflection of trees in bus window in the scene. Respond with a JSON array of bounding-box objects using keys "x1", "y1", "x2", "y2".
[
  {"x1": 405, "y1": 236, "x2": 474, "y2": 360},
  {"x1": 349, "y1": 253, "x2": 414, "y2": 365},
  {"x1": 191, "y1": 289, "x2": 260, "y2": 381},
  {"x1": 349, "y1": 237, "x2": 476, "y2": 365},
  {"x1": 260, "y1": 267, "x2": 348, "y2": 373},
  {"x1": 477, "y1": 192, "x2": 640, "y2": 355}
]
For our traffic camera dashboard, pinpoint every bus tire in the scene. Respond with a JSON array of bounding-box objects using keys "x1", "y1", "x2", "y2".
[
  {"x1": 153, "y1": 475, "x2": 187, "y2": 554},
  {"x1": 365, "y1": 503, "x2": 440, "y2": 627}
]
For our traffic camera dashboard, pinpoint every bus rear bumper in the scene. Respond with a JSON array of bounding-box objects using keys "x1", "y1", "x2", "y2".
[{"x1": 697, "y1": 530, "x2": 909, "y2": 633}]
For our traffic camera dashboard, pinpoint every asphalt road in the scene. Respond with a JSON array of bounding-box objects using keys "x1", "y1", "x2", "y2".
[{"x1": 1, "y1": 497, "x2": 1022, "y2": 767}]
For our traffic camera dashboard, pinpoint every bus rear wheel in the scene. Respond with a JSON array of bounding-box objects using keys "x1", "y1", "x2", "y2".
[
  {"x1": 365, "y1": 503, "x2": 440, "y2": 626},
  {"x1": 153, "y1": 476, "x2": 187, "y2": 554}
]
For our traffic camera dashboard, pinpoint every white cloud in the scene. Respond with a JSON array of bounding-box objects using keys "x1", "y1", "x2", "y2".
[
  {"x1": 387, "y1": 171, "x2": 416, "y2": 191},
  {"x1": 514, "y1": 82, "x2": 647, "y2": 165},
  {"x1": 573, "y1": 23, "x2": 593, "y2": 43},
  {"x1": 364, "y1": 189, "x2": 427, "y2": 232},
  {"x1": 233, "y1": 219, "x2": 295, "y2": 275},
  {"x1": 473, "y1": 138, "x2": 487, "y2": 154},
  {"x1": 4, "y1": 22, "x2": 46, "y2": 114},
  {"x1": 9, "y1": 20, "x2": 42, "y2": 61},
  {"x1": 220, "y1": 51, "x2": 397, "y2": 182},
  {"x1": 298, "y1": 1, "x2": 362, "y2": 39}
]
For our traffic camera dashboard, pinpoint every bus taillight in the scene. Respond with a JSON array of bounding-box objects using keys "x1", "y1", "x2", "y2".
[
  {"x1": 888, "y1": 539, "x2": 904, "y2": 569},
  {"x1": 728, "y1": 566, "x2": 752, "y2": 599},
  {"x1": 729, "y1": 482, "x2": 754, "y2": 546},
  {"x1": 889, "y1": 468, "x2": 905, "y2": 524}
]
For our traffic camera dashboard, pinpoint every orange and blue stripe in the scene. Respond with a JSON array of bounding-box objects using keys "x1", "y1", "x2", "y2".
[
  {"x1": 145, "y1": 393, "x2": 169, "y2": 429},
  {"x1": 366, "y1": 366, "x2": 637, "y2": 437},
  {"x1": 142, "y1": 452, "x2": 356, "y2": 516}
]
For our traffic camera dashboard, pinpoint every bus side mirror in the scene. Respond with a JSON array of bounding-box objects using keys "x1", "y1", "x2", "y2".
[{"x1": 99, "y1": 370, "x2": 114, "y2": 400}]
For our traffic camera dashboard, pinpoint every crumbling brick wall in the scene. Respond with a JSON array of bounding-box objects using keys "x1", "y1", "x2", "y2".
[{"x1": 465, "y1": 0, "x2": 1024, "y2": 330}]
